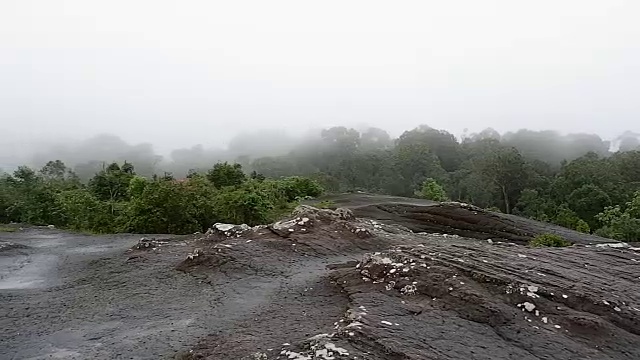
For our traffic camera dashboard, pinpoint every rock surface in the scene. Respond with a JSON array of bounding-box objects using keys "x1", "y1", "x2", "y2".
[{"x1": 1, "y1": 195, "x2": 638, "y2": 360}]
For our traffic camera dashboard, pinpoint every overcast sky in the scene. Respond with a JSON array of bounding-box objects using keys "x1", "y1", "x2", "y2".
[{"x1": 1, "y1": 0, "x2": 639, "y2": 157}]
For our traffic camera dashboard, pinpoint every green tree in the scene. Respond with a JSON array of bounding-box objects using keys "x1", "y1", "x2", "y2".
[
  {"x1": 473, "y1": 143, "x2": 527, "y2": 214},
  {"x1": 214, "y1": 186, "x2": 273, "y2": 226},
  {"x1": 89, "y1": 162, "x2": 136, "y2": 202},
  {"x1": 514, "y1": 188, "x2": 552, "y2": 221},
  {"x1": 417, "y1": 178, "x2": 448, "y2": 201},
  {"x1": 126, "y1": 178, "x2": 202, "y2": 234},
  {"x1": 552, "y1": 204, "x2": 582, "y2": 230},
  {"x1": 392, "y1": 143, "x2": 447, "y2": 196},
  {"x1": 567, "y1": 184, "x2": 611, "y2": 229},
  {"x1": 56, "y1": 189, "x2": 119, "y2": 232},
  {"x1": 397, "y1": 125, "x2": 462, "y2": 172},
  {"x1": 206, "y1": 162, "x2": 246, "y2": 188},
  {"x1": 595, "y1": 191, "x2": 640, "y2": 241}
]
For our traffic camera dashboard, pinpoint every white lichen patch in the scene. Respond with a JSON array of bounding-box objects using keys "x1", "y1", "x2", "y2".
[
  {"x1": 385, "y1": 281, "x2": 396, "y2": 291},
  {"x1": 400, "y1": 284, "x2": 417, "y2": 295},
  {"x1": 186, "y1": 249, "x2": 203, "y2": 260}
]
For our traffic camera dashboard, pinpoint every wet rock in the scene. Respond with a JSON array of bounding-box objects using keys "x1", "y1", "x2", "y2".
[
  {"x1": 133, "y1": 237, "x2": 158, "y2": 250},
  {"x1": 186, "y1": 248, "x2": 204, "y2": 260},
  {"x1": 330, "y1": 240, "x2": 640, "y2": 360},
  {"x1": 349, "y1": 227, "x2": 372, "y2": 239},
  {"x1": 206, "y1": 223, "x2": 251, "y2": 238},
  {"x1": 0, "y1": 241, "x2": 31, "y2": 254},
  {"x1": 291, "y1": 205, "x2": 353, "y2": 222},
  {"x1": 269, "y1": 218, "x2": 303, "y2": 238}
]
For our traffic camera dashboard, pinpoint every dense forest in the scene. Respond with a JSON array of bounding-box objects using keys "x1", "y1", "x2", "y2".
[{"x1": 1, "y1": 125, "x2": 640, "y2": 240}]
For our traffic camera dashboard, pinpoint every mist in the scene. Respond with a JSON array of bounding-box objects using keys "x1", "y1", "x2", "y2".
[{"x1": 2, "y1": 1, "x2": 640, "y2": 173}]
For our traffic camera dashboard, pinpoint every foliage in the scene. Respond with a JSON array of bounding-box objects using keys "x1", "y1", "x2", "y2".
[
  {"x1": 417, "y1": 178, "x2": 448, "y2": 201},
  {"x1": 56, "y1": 189, "x2": 120, "y2": 233},
  {"x1": 472, "y1": 142, "x2": 527, "y2": 214},
  {"x1": 278, "y1": 176, "x2": 324, "y2": 201},
  {"x1": 4, "y1": 125, "x2": 640, "y2": 240},
  {"x1": 529, "y1": 234, "x2": 572, "y2": 247},
  {"x1": 595, "y1": 191, "x2": 640, "y2": 241},
  {"x1": 126, "y1": 178, "x2": 202, "y2": 234},
  {"x1": 206, "y1": 162, "x2": 246, "y2": 188},
  {"x1": 575, "y1": 219, "x2": 591, "y2": 234},
  {"x1": 213, "y1": 185, "x2": 273, "y2": 226},
  {"x1": 315, "y1": 200, "x2": 336, "y2": 209},
  {"x1": 88, "y1": 162, "x2": 135, "y2": 202},
  {"x1": 0, "y1": 226, "x2": 16, "y2": 232}
]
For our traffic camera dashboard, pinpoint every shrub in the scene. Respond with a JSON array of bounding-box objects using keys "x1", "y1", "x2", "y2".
[
  {"x1": 417, "y1": 178, "x2": 448, "y2": 202},
  {"x1": 315, "y1": 200, "x2": 336, "y2": 209},
  {"x1": 575, "y1": 219, "x2": 591, "y2": 234},
  {"x1": 529, "y1": 233, "x2": 571, "y2": 247},
  {"x1": 279, "y1": 176, "x2": 324, "y2": 202},
  {"x1": 0, "y1": 225, "x2": 16, "y2": 232}
]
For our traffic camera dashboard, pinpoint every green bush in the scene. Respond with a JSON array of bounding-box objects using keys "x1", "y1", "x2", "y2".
[
  {"x1": 279, "y1": 176, "x2": 324, "y2": 202},
  {"x1": 417, "y1": 178, "x2": 448, "y2": 202},
  {"x1": 315, "y1": 200, "x2": 336, "y2": 209},
  {"x1": 575, "y1": 219, "x2": 591, "y2": 234},
  {"x1": 0, "y1": 225, "x2": 16, "y2": 232},
  {"x1": 529, "y1": 233, "x2": 571, "y2": 247}
]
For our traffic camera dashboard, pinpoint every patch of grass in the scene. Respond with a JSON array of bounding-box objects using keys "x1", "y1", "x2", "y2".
[
  {"x1": 315, "y1": 200, "x2": 336, "y2": 209},
  {"x1": 0, "y1": 225, "x2": 17, "y2": 232},
  {"x1": 529, "y1": 233, "x2": 571, "y2": 247}
]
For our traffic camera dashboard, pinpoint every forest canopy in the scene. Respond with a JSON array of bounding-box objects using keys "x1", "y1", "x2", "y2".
[{"x1": 1, "y1": 125, "x2": 640, "y2": 239}]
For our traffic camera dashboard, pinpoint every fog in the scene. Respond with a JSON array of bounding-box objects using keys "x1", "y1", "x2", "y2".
[{"x1": 1, "y1": 1, "x2": 640, "y2": 170}]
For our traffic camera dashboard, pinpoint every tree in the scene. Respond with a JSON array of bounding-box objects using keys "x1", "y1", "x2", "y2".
[
  {"x1": 514, "y1": 189, "x2": 552, "y2": 221},
  {"x1": 206, "y1": 162, "x2": 246, "y2": 188},
  {"x1": 392, "y1": 143, "x2": 447, "y2": 196},
  {"x1": 214, "y1": 186, "x2": 273, "y2": 226},
  {"x1": 40, "y1": 160, "x2": 67, "y2": 181},
  {"x1": 552, "y1": 204, "x2": 583, "y2": 230},
  {"x1": 320, "y1": 127, "x2": 361, "y2": 153},
  {"x1": 417, "y1": 178, "x2": 448, "y2": 201},
  {"x1": 56, "y1": 189, "x2": 118, "y2": 232},
  {"x1": 473, "y1": 143, "x2": 527, "y2": 214},
  {"x1": 567, "y1": 184, "x2": 611, "y2": 229},
  {"x1": 595, "y1": 191, "x2": 640, "y2": 241},
  {"x1": 397, "y1": 126, "x2": 462, "y2": 172},
  {"x1": 360, "y1": 127, "x2": 393, "y2": 150},
  {"x1": 88, "y1": 162, "x2": 136, "y2": 202},
  {"x1": 126, "y1": 178, "x2": 202, "y2": 234}
]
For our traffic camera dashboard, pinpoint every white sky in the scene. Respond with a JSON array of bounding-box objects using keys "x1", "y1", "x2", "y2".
[{"x1": 1, "y1": 0, "x2": 639, "y2": 156}]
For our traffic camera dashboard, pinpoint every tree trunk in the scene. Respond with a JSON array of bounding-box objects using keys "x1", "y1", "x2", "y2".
[{"x1": 501, "y1": 185, "x2": 510, "y2": 214}]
